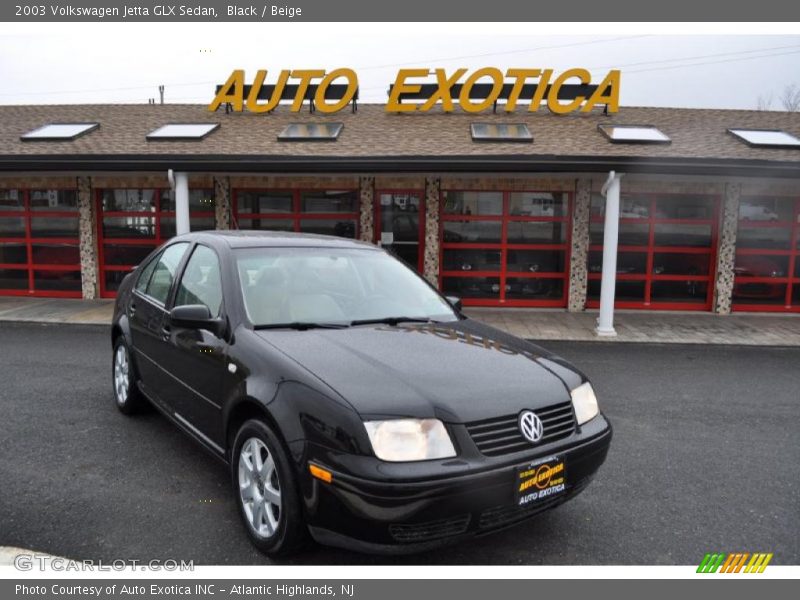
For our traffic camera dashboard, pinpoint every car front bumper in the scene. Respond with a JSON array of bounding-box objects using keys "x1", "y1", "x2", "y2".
[{"x1": 298, "y1": 414, "x2": 612, "y2": 554}]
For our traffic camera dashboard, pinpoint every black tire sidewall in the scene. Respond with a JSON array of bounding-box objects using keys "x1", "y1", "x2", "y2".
[{"x1": 231, "y1": 419, "x2": 305, "y2": 556}]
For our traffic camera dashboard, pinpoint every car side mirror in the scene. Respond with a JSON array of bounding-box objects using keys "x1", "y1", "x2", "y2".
[
  {"x1": 170, "y1": 304, "x2": 225, "y2": 337},
  {"x1": 445, "y1": 295, "x2": 463, "y2": 312}
]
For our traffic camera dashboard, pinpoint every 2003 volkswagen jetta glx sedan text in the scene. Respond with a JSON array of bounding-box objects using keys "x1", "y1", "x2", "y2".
[{"x1": 111, "y1": 231, "x2": 612, "y2": 556}]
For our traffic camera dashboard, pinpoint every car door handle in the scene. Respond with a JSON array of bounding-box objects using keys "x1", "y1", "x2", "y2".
[
  {"x1": 129, "y1": 301, "x2": 137, "y2": 317},
  {"x1": 161, "y1": 324, "x2": 171, "y2": 340}
]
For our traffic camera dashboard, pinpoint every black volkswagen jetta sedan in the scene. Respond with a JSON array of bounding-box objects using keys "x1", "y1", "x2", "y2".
[{"x1": 111, "y1": 231, "x2": 612, "y2": 556}]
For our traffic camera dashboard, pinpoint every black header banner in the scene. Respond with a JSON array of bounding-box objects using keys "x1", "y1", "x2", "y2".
[{"x1": 3, "y1": 0, "x2": 799, "y2": 22}]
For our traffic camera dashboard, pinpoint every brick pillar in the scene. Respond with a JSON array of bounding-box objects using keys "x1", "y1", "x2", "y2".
[
  {"x1": 213, "y1": 176, "x2": 231, "y2": 230},
  {"x1": 422, "y1": 177, "x2": 441, "y2": 286},
  {"x1": 358, "y1": 176, "x2": 375, "y2": 243},
  {"x1": 77, "y1": 176, "x2": 99, "y2": 299},
  {"x1": 713, "y1": 182, "x2": 741, "y2": 315},
  {"x1": 567, "y1": 178, "x2": 592, "y2": 312}
]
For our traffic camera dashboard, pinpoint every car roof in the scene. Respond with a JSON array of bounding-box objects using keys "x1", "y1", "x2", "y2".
[{"x1": 171, "y1": 230, "x2": 378, "y2": 250}]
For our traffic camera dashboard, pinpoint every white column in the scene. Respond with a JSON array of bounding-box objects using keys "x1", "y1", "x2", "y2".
[
  {"x1": 174, "y1": 171, "x2": 190, "y2": 236},
  {"x1": 596, "y1": 171, "x2": 623, "y2": 337}
]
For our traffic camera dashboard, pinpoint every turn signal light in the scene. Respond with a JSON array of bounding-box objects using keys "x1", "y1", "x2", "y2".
[{"x1": 309, "y1": 464, "x2": 332, "y2": 483}]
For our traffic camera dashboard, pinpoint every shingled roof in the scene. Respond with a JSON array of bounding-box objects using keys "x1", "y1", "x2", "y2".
[{"x1": 0, "y1": 103, "x2": 798, "y2": 177}]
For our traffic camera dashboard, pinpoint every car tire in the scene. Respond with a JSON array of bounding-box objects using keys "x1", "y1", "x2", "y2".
[
  {"x1": 112, "y1": 337, "x2": 147, "y2": 415},
  {"x1": 231, "y1": 419, "x2": 307, "y2": 557}
]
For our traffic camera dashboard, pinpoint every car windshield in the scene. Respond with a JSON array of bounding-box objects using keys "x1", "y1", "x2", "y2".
[{"x1": 236, "y1": 247, "x2": 459, "y2": 327}]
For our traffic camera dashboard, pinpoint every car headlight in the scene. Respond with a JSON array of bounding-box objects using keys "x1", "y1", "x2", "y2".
[
  {"x1": 570, "y1": 382, "x2": 599, "y2": 425},
  {"x1": 363, "y1": 419, "x2": 456, "y2": 462}
]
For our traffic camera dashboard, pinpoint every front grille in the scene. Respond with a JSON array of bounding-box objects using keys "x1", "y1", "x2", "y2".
[
  {"x1": 479, "y1": 495, "x2": 565, "y2": 530},
  {"x1": 465, "y1": 401, "x2": 576, "y2": 457},
  {"x1": 389, "y1": 515, "x2": 471, "y2": 543}
]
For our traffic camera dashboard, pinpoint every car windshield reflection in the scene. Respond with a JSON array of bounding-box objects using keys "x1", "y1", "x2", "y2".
[{"x1": 236, "y1": 247, "x2": 458, "y2": 328}]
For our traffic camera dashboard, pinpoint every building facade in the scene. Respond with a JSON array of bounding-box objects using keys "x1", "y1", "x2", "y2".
[{"x1": 1, "y1": 103, "x2": 798, "y2": 313}]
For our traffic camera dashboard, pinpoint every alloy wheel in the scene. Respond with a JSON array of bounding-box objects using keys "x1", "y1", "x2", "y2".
[
  {"x1": 238, "y1": 437, "x2": 282, "y2": 538},
  {"x1": 114, "y1": 344, "x2": 129, "y2": 405}
]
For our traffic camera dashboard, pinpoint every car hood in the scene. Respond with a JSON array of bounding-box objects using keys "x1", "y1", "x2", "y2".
[{"x1": 255, "y1": 319, "x2": 581, "y2": 423}]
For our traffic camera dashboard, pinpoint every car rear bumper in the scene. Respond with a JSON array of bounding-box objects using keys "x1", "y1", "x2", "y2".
[{"x1": 300, "y1": 415, "x2": 612, "y2": 554}]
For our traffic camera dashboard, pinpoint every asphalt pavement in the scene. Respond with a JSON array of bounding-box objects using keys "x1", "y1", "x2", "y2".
[{"x1": 0, "y1": 321, "x2": 797, "y2": 565}]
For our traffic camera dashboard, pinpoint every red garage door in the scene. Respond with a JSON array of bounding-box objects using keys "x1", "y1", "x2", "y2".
[
  {"x1": 0, "y1": 188, "x2": 82, "y2": 297},
  {"x1": 587, "y1": 193, "x2": 720, "y2": 310}
]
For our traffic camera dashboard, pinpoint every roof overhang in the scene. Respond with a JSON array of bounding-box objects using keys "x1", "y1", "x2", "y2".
[{"x1": 0, "y1": 154, "x2": 798, "y2": 179}]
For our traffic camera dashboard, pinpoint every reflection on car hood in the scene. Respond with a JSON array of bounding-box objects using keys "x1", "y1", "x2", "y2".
[{"x1": 255, "y1": 319, "x2": 581, "y2": 423}]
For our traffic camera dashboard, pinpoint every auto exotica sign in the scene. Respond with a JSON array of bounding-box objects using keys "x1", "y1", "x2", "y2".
[{"x1": 209, "y1": 68, "x2": 621, "y2": 114}]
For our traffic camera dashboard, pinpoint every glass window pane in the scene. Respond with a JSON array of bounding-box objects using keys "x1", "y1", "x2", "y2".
[
  {"x1": 30, "y1": 217, "x2": 79, "y2": 238},
  {"x1": 739, "y1": 197, "x2": 793, "y2": 222},
  {"x1": 160, "y1": 216, "x2": 215, "y2": 239},
  {"x1": 650, "y1": 280, "x2": 708, "y2": 303},
  {"x1": 655, "y1": 196, "x2": 713, "y2": 220},
  {"x1": 300, "y1": 190, "x2": 358, "y2": 213},
  {"x1": 442, "y1": 249, "x2": 502, "y2": 272},
  {"x1": 470, "y1": 123, "x2": 532, "y2": 142},
  {"x1": 593, "y1": 194, "x2": 650, "y2": 219},
  {"x1": 33, "y1": 270, "x2": 81, "y2": 292},
  {"x1": 105, "y1": 270, "x2": 131, "y2": 293},
  {"x1": 442, "y1": 220, "x2": 502, "y2": 243},
  {"x1": 736, "y1": 227, "x2": 790, "y2": 250},
  {"x1": 31, "y1": 243, "x2": 79, "y2": 265},
  {"x1": 0, "y1": 243, "x2": 27, "y2": 264},
  {"x1": 442, "y1": 191, "x2": 502, "y2": 216},
  {"x1": 654, "y1": 224, "x2": 711, "y2": 247},
  {"x1": 298, "y1": 219, "x2": 357, "y2": 238},
  {"x1": 506, "y1": 221, "x2": 566, "y2": 244},
  {"x1": 145, "y1": 242, "x2": 190, "y2": 303},
  {"x1": 795, "y1": 260, "x2": 800, "y2": 278},
  {"x1": 0, "y1": 268, "x2": 28, "y2": 290},
  {"x1": 29, "y1": 190, "x2": 78, "y2": 212},
  {"x1": 733, "y1": 281, "x2": 787, "y2": 304},
  {"x1": 175, "y1": 245, "x2": 222, "y2": 316},
  {"x1": 589, "y1": 251, "x2": 647, "y2": 275},
  {"x1": 105, "y1": 244, "x2": 156, "y2": 266},
  {"x1": 442, "y1": 276, "x2": 501, "y2": 299},
  {"x1": 591, "y1": 222, "x2": 651, "y2": 246},
  {"x1": 0, "y1": 190, "x2": 23, "y2": 211},
  {"x1": 505, "y1": 278, "x2": 564, "y2": 300},
  {"x1": 653, "y1": 253, "x2": 710, "y2": 276},
  {"x1": 506, "y1": 250, "x2": 565, "y2": 273},
  {"x1": 0, "y1": 217, "x2": 26, "y2": 237},
  {"x1": 236, "y1": 218, "x2": 294, "y2": 231},
  {"x1": 588, "y1": 279, "x2": 646, "y2": 302},
  {"x1": 728, "y1": 129, "x2": 800, "y2": 147},
  {"x1": 102, "y1": 216, "x2": 156, "y2": 239},
  {"x1": 599, "y1": 124, "x2": 670, "y2": 143},
  {"x1": 278, "y1": 122, "x2": 343, "y2": 140},
  {"x1": 135, "y1": 253, "x2": 161, "y2": 293},
  {"x1": 734, "y1": 254, "x2": 789, "y2": 278},
  {"x1": 792, "y1": 283, "x2": 799, "y2": 306},
  {"x1": 508, "y1": 193, "x2": 567, "y2": 217},
  {"x1": 236, "y1": 191, "x2": 293, "y2": 214},
  {"x1": 160, "y1": 189, "x2": 216, "y2": 212},
  {"x1": 101, "y1": 189, "x2": 157, "y2": 212}
]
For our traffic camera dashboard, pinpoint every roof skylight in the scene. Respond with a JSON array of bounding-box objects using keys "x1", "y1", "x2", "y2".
[
  {"x1": 21, "y1": 123, "x2": 99, "y2": 141},
  {"x1": 728, "y1": 129, "x2": 800, "y2": 148},
  {"x1": 470, "y1": 123, "x2": 533, "y2": 142},
  {"x1": 598, "y1": 124, "x2": 671, "y2": 144},
  {"x1": 146, "y1": 123, "x2": 220, "y2": 140},
  {"x1": 277, "y1": 123, "x2": 343, "y2": 141}
]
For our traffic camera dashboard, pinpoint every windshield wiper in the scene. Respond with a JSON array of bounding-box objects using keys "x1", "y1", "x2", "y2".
[
  {"x1": 254, "y1": 322, "x2": 349, "y2": 331},
  {"x1": 349, "y1": 316, "x2": 439, "y2": 327}
]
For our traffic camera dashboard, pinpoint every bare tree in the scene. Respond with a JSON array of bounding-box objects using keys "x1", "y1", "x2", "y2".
[
  {"x1": 756, "y1": 92, "x2": 773, "y2": 111},
  {"x1": 780, "y1": 83, "x2": 800, "y2": 112}
]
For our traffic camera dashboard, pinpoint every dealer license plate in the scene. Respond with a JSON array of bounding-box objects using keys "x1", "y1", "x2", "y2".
[{"x1": 514, "y1": 455, "x2": 567, "y2": 507}]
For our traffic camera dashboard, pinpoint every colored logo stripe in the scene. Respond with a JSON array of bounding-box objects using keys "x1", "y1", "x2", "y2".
[{"x1": 697, "y1": 553, "x2": 773, "y2": 573}]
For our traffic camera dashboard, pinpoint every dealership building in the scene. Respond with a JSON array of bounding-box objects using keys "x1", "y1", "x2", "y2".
[{"x1": 0, "y1": 101, "x2": 798, "y2": 314}]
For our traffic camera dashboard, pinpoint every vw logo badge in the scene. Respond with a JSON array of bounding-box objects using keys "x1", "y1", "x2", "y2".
[{"x1": 519, "y1": 410, "x2": 544, "y2": 443}]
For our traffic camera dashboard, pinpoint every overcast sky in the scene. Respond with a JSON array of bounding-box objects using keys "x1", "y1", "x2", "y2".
[{"x1": 0, "y1": 24, "x2": 799, "y2": 110}]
